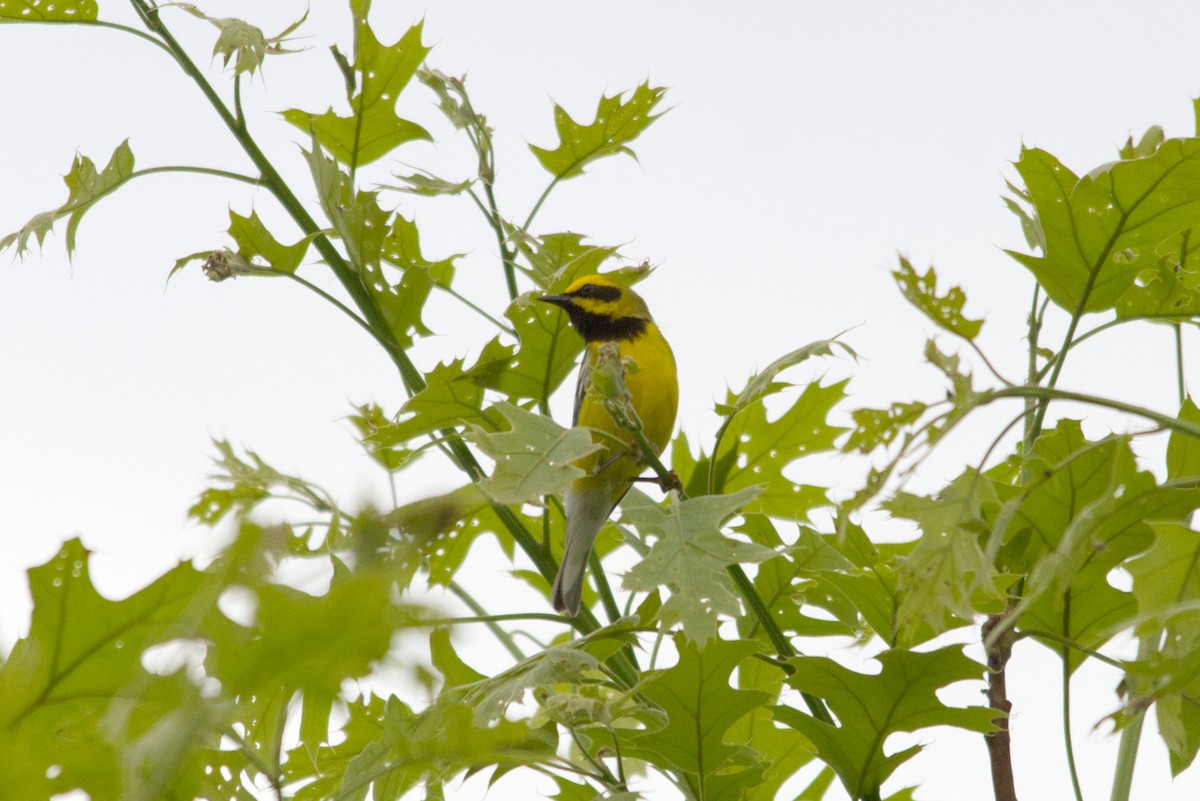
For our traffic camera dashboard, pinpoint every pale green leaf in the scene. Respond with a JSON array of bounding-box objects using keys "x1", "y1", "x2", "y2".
[
  {"x1": 470, "y1": 403, "x2": 600, "y2": 504},
  {"x1": 1, "y1": 140, "x2": 134, "y2": 257},
  {"x1": 623, "y1": 488, "x2": 774, "y2": 644},
  {"x1": 893, "y1": 257, "x2": 983, "y2": 341}
]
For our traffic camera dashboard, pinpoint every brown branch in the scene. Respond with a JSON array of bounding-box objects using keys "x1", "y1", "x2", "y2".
[{"x1": 983, "y1": 608, "x2": 1019, "y2": 801}]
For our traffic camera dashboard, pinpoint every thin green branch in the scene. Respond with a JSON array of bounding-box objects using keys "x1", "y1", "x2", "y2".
[
  {"x1": 1062, "y1": 594, "x2": 1085, "y2": 801},
  {"x1": 5, "y1": 17, "x2": 175, "y2": 56},
  {"x1": 1176, "y1": 323, "x2": 1186, "y2": 404},
  {"x1": 1013, "y1": 629, "x2": 1123, "y2": 670},
  {"x1": 523, "y1": 175, "x2": 562, "y2": 232},
  {"x1": 134, "y1": 164, "x2": 261, "y2": 185},
  {"x1": 445, "y1": 582, "x2": 528, "y2": 662},
  {"x1": 988, "y1": 385, "x2": 1200, "y2": 442},
  {"x1": 432, "y1": 281, "x2": 515, "y2": 334}
]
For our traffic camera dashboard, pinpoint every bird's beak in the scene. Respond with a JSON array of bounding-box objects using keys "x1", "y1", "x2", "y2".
[{"x1": 537, "y1": 293, "x2": 573, "y2": 309}]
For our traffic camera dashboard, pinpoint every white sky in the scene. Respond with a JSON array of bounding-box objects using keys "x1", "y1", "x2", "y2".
[{"x1": 3, "y1": 2, "x2": 1200, "y2": 800}]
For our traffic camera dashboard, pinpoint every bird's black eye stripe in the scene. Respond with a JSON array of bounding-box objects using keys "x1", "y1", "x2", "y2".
[{"x1": 572, "y1": 283, "x2": 621, "y2": 301}]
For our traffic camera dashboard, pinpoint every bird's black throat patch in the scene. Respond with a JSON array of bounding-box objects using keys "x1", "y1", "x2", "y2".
[{"x1": 565, "y1": 308, "x2": 648, "y2": 342}]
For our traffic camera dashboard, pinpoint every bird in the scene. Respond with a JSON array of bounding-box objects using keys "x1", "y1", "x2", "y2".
[{"x1": 536, "y1": 273, "x2": 678, "y2": 616}]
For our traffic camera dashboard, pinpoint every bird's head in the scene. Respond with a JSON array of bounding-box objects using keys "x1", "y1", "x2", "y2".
[{"x1": 536, "y1": 274, "x2": 652, "y2": 341}]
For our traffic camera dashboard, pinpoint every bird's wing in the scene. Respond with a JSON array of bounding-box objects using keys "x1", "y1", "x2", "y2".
[{"x1": 571, "y1": 346, "x2": 593, "y2": 427}]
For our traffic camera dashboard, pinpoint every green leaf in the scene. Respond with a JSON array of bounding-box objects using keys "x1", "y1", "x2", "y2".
[
  {"x1": 844, "y1": 401, "x2": 927, "y2": 454},
  {"x1": 205, "y1": 566, "x2": 406, "y2": 698},
  {"x1": 893, "y1": 257, "x2": 983, "y2": 340},
  {"x1": 626, "y1": 635, "x2": 771, "y2": 797},
  {"x1": 1, "y1": 139, "x2": 134, "y2": 257},
  {"x1": 1115, "y1": 219, "x2": 1200, "y2": 321},
  {"x1": 338, "y1": 699, "x2": 558, "y2": 800},
  {"x1": 285, "y1": 695, "x2": 387, "y2": 801},
  {"x1": 0, "y1": 539, "x2": 218, "y2": 801},
  {"x1": 227, "y1": 208, "x2": 312, "y2": 274},
  {"x1": 477, "y1": 292, "x2": 583, "y2": 405},
  {"x1": 171, "y1": 4, "x2": 305, "y2": 76},
  {"x1": 0, "y1": 0, "x2": 95, "y2": 20},
  {"x1": 1008, "y1": 141, "x2": 1200, "y2": 313},
  {"x1": 1127, "y1": 521, "x2": 1200, "y2": 773},
  {"x1": 429, "y1": 628, "x2": 488, "y2": 691},
  {"x1": 347, "y1": 402, "x2": 416, "y2": 472},
  {"x1": 372, "y1": 358, "x2": 487, "y2": 444},
  {"x1": 623, "y1": 488, "x2": 775, "y2": 644},
  {"x1": 1168, "y1": 396, "x2": 1200, "y2": 479},
  {"x1": 372, "y1": 214, "x2": 457, "y2": 347},
  {"x1": 387, "y1": 171, "x2": 474, "y2": 197},
  {"x1": 1119, "y1": 125, "x2": 1165, "y2": 160},
  {"x1": 885, "y1": 471, "x2": 1006, "y2": 642},
  {"x1": 529, "y1": 81, "x2": 667, "y2": 181},
  {"x1": 447, "y1": 626, "x2": 638, "y2": 728},
  {"x1": 470, "y1": 403, "x2": 600, "y2": 504},
  {"x1": 301, "y1": 137, "x2": 391, "y2": 275},
  {"x1": 711, "y1": 379, "x2": 847, "y2": 520},
  {"x1": 189, "y1": 439, "x2": 336, "y2": 527},
  {"x1": 284, "y1": 20, "x2": 430, "y2": 167},
  {"x1": 1003, "y1": 421, "x2": 1195, "y2": 671},
  {"x1": 717, "y1": 338, "x2": 855, "y2": 418},
  {"x1": 776, "y1": 646, "x2": 994, "y2": 799}
]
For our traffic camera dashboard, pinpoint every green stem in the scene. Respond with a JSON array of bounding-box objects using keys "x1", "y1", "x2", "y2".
[
  {"x1": 1176, "y1": 323, "x2": 1186, "y2": 403},
  {"x1": 445, "y1": 582, "x2": 527, "y2": 661},
  {"x1": 1062, "y1": 593, "x2": 1085, "y2": 801},
  {"x1": 7, "y1": 17, "x2": 175, "y2": 56},
  {"x1": 1110, "y1": 638, "x2": 1155, "y2": 801},
  {"x1": 133, "y1": 165, "x2": 261, "y2": 185},
  {"x1": 523, "y1": 175, "x2": 562, "y2": 232},
  {"x1": 989, "y1": 386, "x2": 1200, "y2": 442}
]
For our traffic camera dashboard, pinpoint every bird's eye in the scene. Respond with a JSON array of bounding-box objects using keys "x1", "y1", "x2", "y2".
[{"x1": 577, "y1": 284, "x2": 596, "y2": 296}]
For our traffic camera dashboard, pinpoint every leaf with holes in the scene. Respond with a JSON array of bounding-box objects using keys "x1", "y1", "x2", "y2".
[
  {"x1": 775, "y1": 646, "x2": 994, "y2": 799},
  {"x1": 711, "y1": 379, "x2": 846, "y2": 521},
  {"x1": 0, "y1": 0, "x2": 95, "y2": 21},
  {"x1": 1116, "y1": 256, "x2": 1200, "y2": 319},
  {"x1": 470, "y1": 403, "x2": 600, "y2": 504},
  {"x1": 301, "y1": 138, "x2": 391, "y2": 276},
  {"x1": 284, "y1": 20, "x2": 429, "y2": 167},
  {"x1": 624, "y1": 635, "x2": 771, "y2": 798},
  {"x1": 893, "y1": 257, "x2": 982, "y2": 341},
  {"x1": 844, "y1": 401, "x2": 928, "y2": 454},
  {"x1": 0, "y1": 539, "x2": 220, "y2": 801},
  {"x1": 529, "y1": 82, "x2": 666, "y2": 181},
  {"x1": 1, "y1": 140, "x2": 134, "y2": 257},
  {"x1": 512, "y1": 232, "x2": 619, "y2": 289},
  {"x1": 1007, "y1": 140, "x2": 1200, "y2": 313},
  {"x1": 623, "y1": 488, "x2": 775, "y2": 644}
]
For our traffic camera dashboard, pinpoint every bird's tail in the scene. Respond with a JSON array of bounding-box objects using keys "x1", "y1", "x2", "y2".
[{"x1": 551, "y1": 485, "x2": 613, "y2": 616}]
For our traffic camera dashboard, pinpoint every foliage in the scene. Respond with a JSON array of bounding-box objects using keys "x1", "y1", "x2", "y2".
[{"x1": 3, "y1": 3, "x2": 1200, "y2": 801}]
